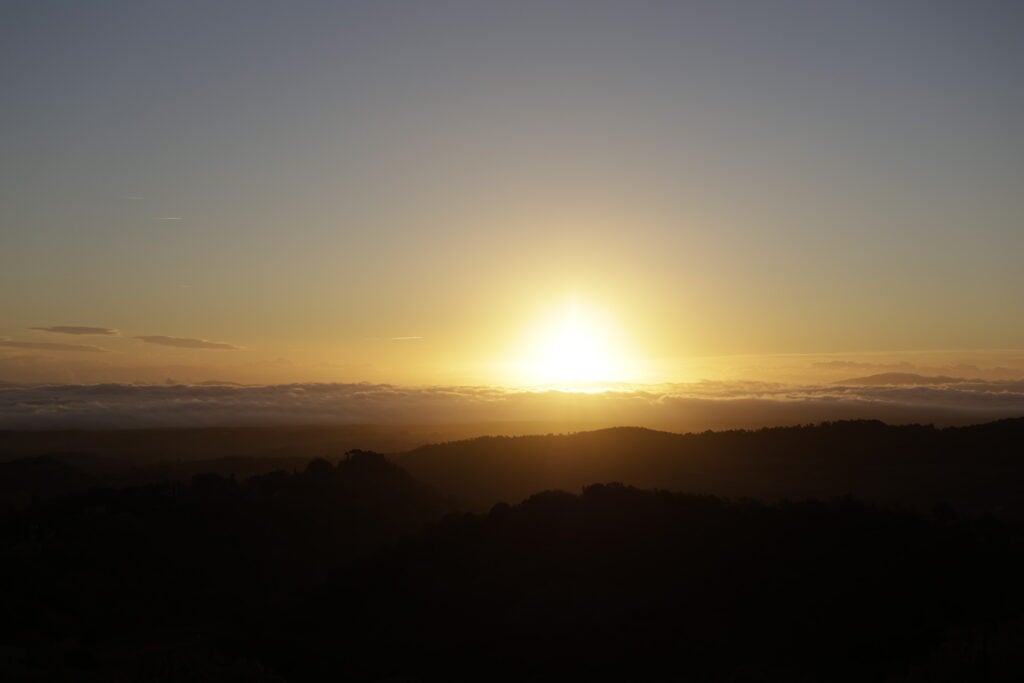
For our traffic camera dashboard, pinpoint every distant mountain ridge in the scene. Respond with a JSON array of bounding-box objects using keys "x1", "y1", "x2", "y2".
[{"x1": 394, "y1": 418, "x2": 1024, "y2": 516}]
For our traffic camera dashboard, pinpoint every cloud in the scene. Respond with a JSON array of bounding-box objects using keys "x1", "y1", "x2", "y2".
[
  {"x1": 30, "y1": 326, "x2": 118, "y2": 336},
  {"x1": 154, "y1": 216, "x2": 183, "y2": 221},
  {"x1": 0, "y1": 380, "x2": 1021, "y2": 430},
  {"x1": 391, "y1": 336, "x2": 424, "y2": 341},
  {"x1": 136, "y1": 335, "x2": 241, "y2": 350},
  {"x1": 0, "y1": 340, "x2": 106, "y2": 353}
]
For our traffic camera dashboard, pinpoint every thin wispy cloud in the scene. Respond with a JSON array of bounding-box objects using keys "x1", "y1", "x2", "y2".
[
  {"x1": 391, "y1": 336, "x2": 424, "y2": 341},
  {"x1": 30, "y1": 326, "x2": 118, "y2": 336},
  {"x1": 136, "y1": 335, "x2": 241, "y2": 350},
  {"x1": 154, "y1": 216, "x2": 183, "y2": 221},
  {"x1": 0, "y1": 340, "x2": 106, "y2": 353}
]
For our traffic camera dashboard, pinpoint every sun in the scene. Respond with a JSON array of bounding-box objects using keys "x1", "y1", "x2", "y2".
[{"x1": 519, "y1": 300, "x2": 628, "y2": 387}]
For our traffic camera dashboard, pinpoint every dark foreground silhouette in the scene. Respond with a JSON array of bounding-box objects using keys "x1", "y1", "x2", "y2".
[
  {"x1": 395, "y1": 418, "x2": 1024, "y2": 515},
  {"x1": 1, "y1": 420, "x2": 1023, "y2": 680},
  {"x1": 5, "y1": 418, "x2": 1024, "y2": 516},
  {"x1": 274, "y1": 486, "x2": 1024, "y2": 682}
]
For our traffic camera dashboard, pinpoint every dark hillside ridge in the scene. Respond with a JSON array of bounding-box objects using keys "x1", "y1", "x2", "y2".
[
  {"x1": 394, "y1": 418, "x2": 1024, "y2": 515},
  {"x1": 269, "y1": 484, "x2": 1024, "y2": 682},
  {"x1": 2, "y1": 437, "x2": 1023, "y2": 680},
  {"x1": 0, "y1": 450, "x2": 453, "y2": 677},
  {"x1": 4, "y1": 418, "x2": 1022, "y2": 517}
]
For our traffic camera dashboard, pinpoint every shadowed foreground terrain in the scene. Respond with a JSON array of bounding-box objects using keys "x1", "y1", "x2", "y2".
[
  {"x1": 273, "y1": 486, "x2": 1024, "y2": 682},
  {"x1": 5, "y1": 419, "x2": 1024, "y2": 516},
  {"x1": 1, "y1": 419, "x2": 1023, "y2": 680}
]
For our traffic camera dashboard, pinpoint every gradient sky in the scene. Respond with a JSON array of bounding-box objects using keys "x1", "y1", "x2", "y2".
[{"x1": 2, "y1": 1, "x2": 1022, "y2": 385}]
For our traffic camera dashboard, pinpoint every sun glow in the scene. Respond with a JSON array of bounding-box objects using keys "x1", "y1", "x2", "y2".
[{"x1": 518, "y1": 300, "x2": 630, "y2": 388}]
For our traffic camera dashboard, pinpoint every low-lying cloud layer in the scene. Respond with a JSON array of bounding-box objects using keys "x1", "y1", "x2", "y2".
[
  {"x1": 1, "y1": 380, "x2": 1021, "y2": 431},
  {"x1": 0, "y1": 340, "x2": 106, "y2": 353},
  {"x1": 30, "y1": 326, "x2": 118, "y2": 336},
  {"x1": 136, "y1": 336, "x2": 241, "y2": 350}
]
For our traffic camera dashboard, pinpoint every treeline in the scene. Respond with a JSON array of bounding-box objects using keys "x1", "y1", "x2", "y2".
[
  {"x1": 5, "y1": 418, "x2": 1024, "y2": 517},
  {"x1": 0, "y1": 451, "x2": 449, "y2": 678},
  {"x1": 270, "y1": 484, "x2": 1024, "y2": 682},
  {"x1": 396, "y1": 418, "x2": 1024, "y2": 515},
  {"x1": 2, "y1": 420, "x2": 1024, "y2": 680},
  {"x1": 4, "y1": 473, "x2": 1022, "y2": 681}
]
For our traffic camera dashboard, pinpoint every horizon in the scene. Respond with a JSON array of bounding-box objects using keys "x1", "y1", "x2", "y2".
[{"x1": 3, "y1": 372, "x2": 1023, "y2": 431}]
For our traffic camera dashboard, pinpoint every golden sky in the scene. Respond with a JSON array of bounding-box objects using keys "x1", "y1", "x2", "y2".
[{"x1": 2, "y1": 2, "x2": 1022, "y2": 388}]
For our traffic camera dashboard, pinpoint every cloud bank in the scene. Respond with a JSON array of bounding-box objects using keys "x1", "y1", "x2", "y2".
[
  {"x1": 0, "y1": 380, "x2": 1021, "y2": 430},
  {"x1": 136, "y1": 336, "x2": 241, "y2": 350},
  {"x1": 0, "y1": 341, "x2": 106, "y2": 353},
  {"x1": 30, "y1": 326, "x2": 119, "y2": 336}
]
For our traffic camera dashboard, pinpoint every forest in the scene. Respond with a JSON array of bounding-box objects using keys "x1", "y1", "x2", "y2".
[{"x1": 1, "y1": 419, "x2": 1023, "y2": 680}]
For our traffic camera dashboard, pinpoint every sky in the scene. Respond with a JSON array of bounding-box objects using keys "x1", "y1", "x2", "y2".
[{"x1": 2, "y1": 1, "x2": 1022, "y2": 388}]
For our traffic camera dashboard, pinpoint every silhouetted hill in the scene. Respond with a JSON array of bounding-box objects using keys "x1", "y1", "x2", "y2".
[
  {"x1": 268, "y1": 485, "x2": 1024, "y2": 682},
  {"x1": 0, "y1": 451, "x2": 452, "y2": 677},
  {"x1": 0, "y1": 452, "x2": 333, "y2": 509},
  {"x1": 6, "y1": 418, "x2": 1023, "y2": 516},
  {"x1": 0, "y1": 455, "x2": 98, "y2": 510},
  {"x1": 9, "y1": 419, "x2": 1022, "y2": 518},
  {"x1": 394, "y1": 419, "x2": 1024, "y2": 515},
  {"x1": 836, "y1": 372, "x2": 971, "y2": 385},
  {"x1": 4, "y1": 419, "x2": 1024, "y2": 680},
  {"x1": 0, "y1": 425, "x2": 463, "y2": 508}
]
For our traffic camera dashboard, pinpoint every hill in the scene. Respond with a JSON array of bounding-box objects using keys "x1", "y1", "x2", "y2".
[
  {"x1": 0, "y1": 451, "x2": 452, "y2": 677},
  {"x1": 2, "y1": 420, "x2": 1024, "y2": 680},
  {"x1": 270, "y1": 485, "x2": 1024, "y2": 682},
  {"x1": 394, "y1": 418, "x2": 1024, "y2": 515}
]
